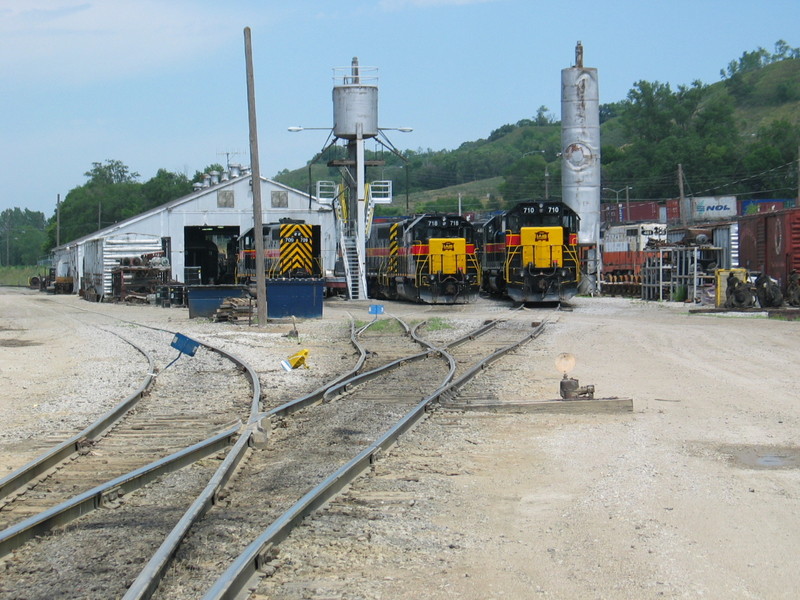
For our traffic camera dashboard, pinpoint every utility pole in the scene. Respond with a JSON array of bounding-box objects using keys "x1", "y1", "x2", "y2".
[
  {"x1": 625, "y1": 185, "x2": 630, "y2": 222},
  {"x1": 56, "y1": 193, "x2": 61, "y2": 247},
  {"x1": 678, "y1": 163, "x2": 687, "y2": 227},
  {"x1": 244, "y1": 26, "x2": 267, "y2": 326},
  {"x1": 797, "y1": 146, "x2": 799, "y2": 206}
]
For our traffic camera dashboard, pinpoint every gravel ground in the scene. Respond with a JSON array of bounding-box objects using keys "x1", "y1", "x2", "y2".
[{"x1": 2, "y1": 288, "x2": 800, "y2": 599}]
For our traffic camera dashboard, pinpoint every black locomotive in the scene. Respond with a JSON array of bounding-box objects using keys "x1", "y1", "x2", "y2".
[
  {"x1": 477, "y1": 201, "x2": 581, "y2": 303},
  {"x1": 366, "y1": 213, "x2": 481, "y2": 304},
  {"x1": 236, "y1": 220, "x2": 323, "y2": 283}
]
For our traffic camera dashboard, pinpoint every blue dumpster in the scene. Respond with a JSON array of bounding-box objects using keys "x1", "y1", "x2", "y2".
[
  {"x1": 266, "y1": 279, "x2": 324, "y2": 319},
  {"x1": 187, "y1": 285, "x2": 247, "y2": 319}
]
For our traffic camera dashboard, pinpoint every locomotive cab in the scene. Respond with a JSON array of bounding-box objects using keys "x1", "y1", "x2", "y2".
[{"x1": 236, "y1": 220, "x2": 322, "y2": 284}]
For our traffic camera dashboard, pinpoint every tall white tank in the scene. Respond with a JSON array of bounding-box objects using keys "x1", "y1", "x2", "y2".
[
  {"x1": 332, "y1": 57, "x2": 379, "y2": 140},
  {"x1": 561, "y1": 42, "x2": 600, "y2": 245}
]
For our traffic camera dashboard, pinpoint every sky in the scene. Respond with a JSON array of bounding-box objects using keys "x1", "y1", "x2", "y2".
[{"x1": 2, "y1": 0, "x2": 799, "y2": 218}]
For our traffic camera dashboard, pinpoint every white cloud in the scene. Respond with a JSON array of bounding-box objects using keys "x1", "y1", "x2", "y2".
[{"x1": 0, "y1": 1, "x2": 243, "y2": 85}]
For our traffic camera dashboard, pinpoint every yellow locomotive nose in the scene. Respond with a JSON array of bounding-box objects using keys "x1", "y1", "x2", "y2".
[
  {"x1": 429, "y1": 238, "x2": 466, "y2": 274},
  {"x1": 521, "y1": 227, "x2": 563, "y2": 268}
]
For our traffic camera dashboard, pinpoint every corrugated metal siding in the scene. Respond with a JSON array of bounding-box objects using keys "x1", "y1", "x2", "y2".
[
  {"x1": 667, "y1": 229, "x2": 685, "y2": 244},
  {"x1": 102, "y1": 234, "x2": 163, "y2": 297},
  {"x1": 712, "y1": 222, "x2": 738, "y2": 269}
]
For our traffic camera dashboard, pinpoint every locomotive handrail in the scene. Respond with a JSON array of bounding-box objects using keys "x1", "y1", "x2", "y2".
[{"x1": 503, "y1": 245, "x2": 521, "y2": 281}]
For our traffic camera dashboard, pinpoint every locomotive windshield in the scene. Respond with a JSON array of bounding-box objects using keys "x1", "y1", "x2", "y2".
[
  {"x1": 506, "y1": 202, "x2": 577, "y2": 231},
  {"x1": 415, "y1": 216, "x2": 475, "y2": 242}
]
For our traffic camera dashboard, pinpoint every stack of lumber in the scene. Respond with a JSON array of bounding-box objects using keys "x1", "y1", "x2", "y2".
[{"x1": 213, "y1": 297, "x2": 253, "y2": 322}]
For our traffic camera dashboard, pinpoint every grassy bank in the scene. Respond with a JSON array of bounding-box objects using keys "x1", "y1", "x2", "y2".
[{"x1": 0, "y1": 266, "x2": 48, "y2": 287}]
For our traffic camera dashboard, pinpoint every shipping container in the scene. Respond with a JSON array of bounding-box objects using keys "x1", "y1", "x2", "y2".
[
  {"x1": 601, "y1": 201, "x2": 662, "y2": 224},
  {"x1": 739, "y1": 198, "x2": 790, "y2": 215},
  {"x1": 692, "y1": 196, "x2": 737, "y2": 222},
  {"x1": 666, "y1": 198, "x2": 681, "y2": 224},
  {"x1": 625, "y1": 201, "x2": 661, "y2": 222},
  {"x1": 601, "y1": 202, "x2": 624, "y2": 224},
  {"x1": 738, "y1": 207, "x2": 800, "y2": 290}
]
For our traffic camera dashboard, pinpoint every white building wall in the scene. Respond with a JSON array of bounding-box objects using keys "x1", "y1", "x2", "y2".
[{"x1": 60, "y1": 175, "x2": 336, "y2": 294}]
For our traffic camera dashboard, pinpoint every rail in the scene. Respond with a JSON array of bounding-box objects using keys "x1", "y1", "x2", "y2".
[
  {"x1": 0, "y1": 425, "x2": 239, "y2": 558},
  {"x1": 0, "y1": 327, "x2": 261, "y2": 558},
  {"x1": 0, "y1": 330, "x2": 155, "y2": 502},
  {"x1": 201, "y1": 319, "x2": 538, "y2": 600},
  {"x1": 122, "y1": 315, "x2": 428, "y2": 598}
]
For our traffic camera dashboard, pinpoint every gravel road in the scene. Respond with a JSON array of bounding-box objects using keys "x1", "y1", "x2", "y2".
[{"x1": 2, "y1": 288, "x2": 799, "y2": 599}]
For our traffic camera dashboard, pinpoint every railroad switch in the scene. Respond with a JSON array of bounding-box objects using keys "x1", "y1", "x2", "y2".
[{"x1": 559, "y1": 375, "x2": 595, "y2": 400}]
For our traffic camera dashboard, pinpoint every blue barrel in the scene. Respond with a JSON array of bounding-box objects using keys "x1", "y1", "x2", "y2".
[
  {"x1": 266, "y1": 279, "x2": 324, "y2": 319},
  {"x1": 187, "y1": 285, "x2": 247, "y2": 318}
]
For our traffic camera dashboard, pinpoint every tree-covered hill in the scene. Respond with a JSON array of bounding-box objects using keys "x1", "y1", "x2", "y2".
[
  {"x1": 5, "y1": 41, "x2": 797, "y2": 265},
  {"x1": 275, "y1": 41, "x2": 800, "y2": 215}
]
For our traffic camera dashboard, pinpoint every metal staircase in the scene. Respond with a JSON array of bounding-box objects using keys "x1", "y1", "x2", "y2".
[
  {"x1": 320, "y1": 179, "x2": 393, "y2": 301},
  {"x1": 340, "y1": 230, "x2": 366, "y2": 300}
]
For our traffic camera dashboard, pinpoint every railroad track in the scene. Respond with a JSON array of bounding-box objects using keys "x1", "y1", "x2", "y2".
[
  {"x1": 0, "y1": 314, "x2": 544, "y2": 600},
  {"x1": 0, "y1": 320, "x2": 258, "y2": 559}
]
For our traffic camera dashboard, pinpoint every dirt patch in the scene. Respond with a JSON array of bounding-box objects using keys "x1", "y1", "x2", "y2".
[{"x1": 0, "y1": 339, "x2": 40, "y2": 347}]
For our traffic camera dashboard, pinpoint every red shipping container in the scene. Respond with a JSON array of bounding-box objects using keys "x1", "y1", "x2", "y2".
[
  {"x1": 601, "y1": 203, "x2": 624, "y2": 224},
  {"x1": 666, "y1": 198, "x2": 681, "y2": 224},
  {"x1": 625, "y1": 201, "x2": 660, "y2": 222},
  {"x1": 738, "y1": 207, "x2": 800, "y2": 289}
]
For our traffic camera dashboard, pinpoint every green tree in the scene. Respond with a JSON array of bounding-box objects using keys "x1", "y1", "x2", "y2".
[
  {"x1": 603, "y1": 79, "x2": 740, "y2": 199},
  {"x1": 739, "y1": 120, "x2": 800, "y2": 198},
  {"x1": 1, "y1": 208, "x2": 47, "y2": 266},
  {"x1": 141, "y1": 169, "x2": 193, "y2": 209},
  {"x1": 500, "y1": 152, "x2": 558, "y2": 202},
  {"x1": 44, "y1": 161, "x2": 194, "y2": 251}
]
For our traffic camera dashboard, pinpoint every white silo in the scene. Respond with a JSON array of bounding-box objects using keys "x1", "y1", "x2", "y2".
[{"x1": 561, "y1": 41, "x2": 601, "y2": 290}]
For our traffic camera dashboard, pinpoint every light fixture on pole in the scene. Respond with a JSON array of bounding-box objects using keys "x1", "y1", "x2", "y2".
[{"x1": 603, "y1": 186, "x2": 633, "y2": 220}]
